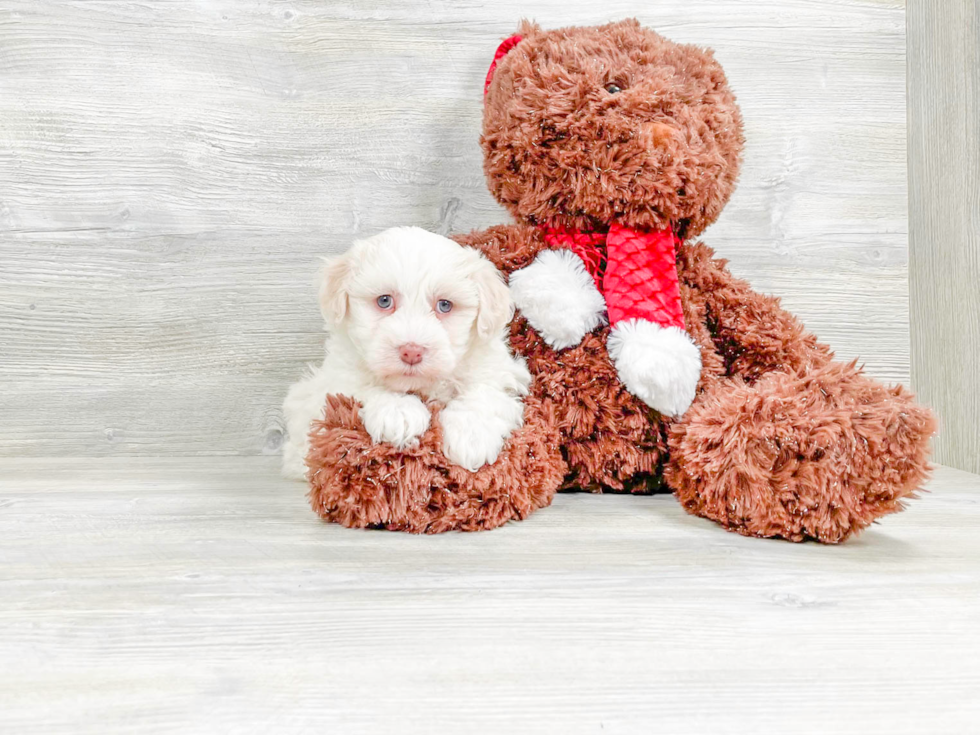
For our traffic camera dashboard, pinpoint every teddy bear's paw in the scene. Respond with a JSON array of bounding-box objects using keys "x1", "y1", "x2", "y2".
[
  {"x1": 508, "y1": 249, "x2": 607, "y2": 350},
  {"x1": 359, "y1": 393, "x2": 431, "y2": 449},
  {"x1": 608, "y1": 319, "x2": 702, "y2": 417},
  {"x1": 440, "y1": 390, "x2": 525, "y2": 472},
  {"x1": 307, "y1": 395, "x2": 565, "y2": 533}
]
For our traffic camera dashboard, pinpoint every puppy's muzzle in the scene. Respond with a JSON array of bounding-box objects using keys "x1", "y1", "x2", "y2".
[{"x1": 398, "y1": 343, "x2": 426, "y2": 366}]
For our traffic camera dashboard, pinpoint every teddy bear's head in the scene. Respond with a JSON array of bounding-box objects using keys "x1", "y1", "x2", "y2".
[{"x1": 481, "y1": 19, "x2": 744, "y2": 238}]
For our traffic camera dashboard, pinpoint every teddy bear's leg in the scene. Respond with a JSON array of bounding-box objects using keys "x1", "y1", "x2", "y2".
[
  {"x1": 306, "y1": 394, "x2": 566, "y2": 534},
  {"x1": 665, "y1": 362, "x2": 937, "y2": 543}
]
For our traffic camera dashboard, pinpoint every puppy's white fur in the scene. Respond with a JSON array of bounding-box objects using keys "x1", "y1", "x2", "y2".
[{"x1": 282, "y1": 227, "x2": 531, "y2": 479}]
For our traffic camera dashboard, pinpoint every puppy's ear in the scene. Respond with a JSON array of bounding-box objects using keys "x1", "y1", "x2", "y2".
[
  {"x1": 318, "y1": 253, "x2": 352, "y2": 326},
  {"x1": 471, "y1": 255, "x2": 513, "y2": 340}
]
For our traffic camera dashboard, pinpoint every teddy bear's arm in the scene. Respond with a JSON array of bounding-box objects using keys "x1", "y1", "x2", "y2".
[
  {"x1": 680, "y1": 242, "x2": 833, "y2": 380},
  {"x1": 453, "y1": 224, "x2": 552, "y2": 274}
]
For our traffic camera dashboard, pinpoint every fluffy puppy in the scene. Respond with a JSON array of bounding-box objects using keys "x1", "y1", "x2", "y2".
[{"x1": 282, "y1": 227, "x2": 531, "y2": 479}]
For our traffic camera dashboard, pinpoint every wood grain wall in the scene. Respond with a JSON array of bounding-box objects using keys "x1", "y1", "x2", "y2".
[
  {"x1": 909, "y1": 0, "x2": 980, "y2": 474},
  {"x1": 0, "y1": 0, "x2": 910, "y2": 457}
]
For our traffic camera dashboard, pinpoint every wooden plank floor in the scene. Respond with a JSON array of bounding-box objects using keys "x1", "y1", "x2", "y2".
[{"x1": 1, "y1": 458, "x2": 978, "y2": 734}]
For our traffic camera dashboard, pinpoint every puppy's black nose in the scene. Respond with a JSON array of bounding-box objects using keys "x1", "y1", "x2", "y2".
[{"x1": 398, "y1": 343, "x2": 425, "y2": 366}]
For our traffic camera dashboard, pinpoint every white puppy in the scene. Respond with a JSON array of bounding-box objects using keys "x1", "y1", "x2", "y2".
[{"x1": 281, "y1": 227, "x2": 531, "y2": 479}]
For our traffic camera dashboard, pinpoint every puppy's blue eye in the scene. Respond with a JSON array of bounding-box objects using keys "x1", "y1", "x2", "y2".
[
  {"x1": 376, "y1": 295, "x2": 393, "y2": 310},
  {"x1": 436, "y1": 299, "x2": 453, "y2": 314}
]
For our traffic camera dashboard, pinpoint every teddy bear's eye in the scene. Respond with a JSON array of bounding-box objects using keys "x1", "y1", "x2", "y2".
[{"x1": 605, "y1": 83, "x2": 623, "y2": 94}]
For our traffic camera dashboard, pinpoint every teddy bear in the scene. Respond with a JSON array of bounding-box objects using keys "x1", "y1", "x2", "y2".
[{"x1": 307, "y1": 19, "x2": 936, "y2": 543}]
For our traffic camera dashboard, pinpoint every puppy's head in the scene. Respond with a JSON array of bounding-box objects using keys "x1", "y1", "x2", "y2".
[{"x1": 320, "y1": 227, "x2": 511, "y2": 392}]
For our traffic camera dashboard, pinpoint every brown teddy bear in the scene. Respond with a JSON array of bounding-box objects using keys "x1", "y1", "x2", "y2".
[{"x1": 307, "y1": 19, "x2": 936, "y2": 543}]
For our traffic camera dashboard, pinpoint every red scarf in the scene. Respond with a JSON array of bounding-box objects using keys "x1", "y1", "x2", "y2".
[{"x1": 540, "y1": 222, "x2": 685, "y2": 330}]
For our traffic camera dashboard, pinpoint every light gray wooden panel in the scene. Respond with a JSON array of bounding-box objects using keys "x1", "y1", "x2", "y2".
[
  {"x1": 1, "y1": 457, "x2": 978, "y2": 733},
  {"x1": 0, "y1": 0, "x2": 910, "y2": 456},
  {"x1": 908, "y1": 0, "x2": 980, "y2": 474}
]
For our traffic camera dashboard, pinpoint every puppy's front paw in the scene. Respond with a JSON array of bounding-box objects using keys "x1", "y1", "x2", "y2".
[
  {"x1": 360, "y1": 394, "x2": 431, "y2": 449},
  {"x1": 440, "y1": 394, "x2": 524, "y2": 472}
]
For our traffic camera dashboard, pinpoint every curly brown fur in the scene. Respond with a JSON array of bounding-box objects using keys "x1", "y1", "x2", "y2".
[
  {"x1": 470, "y1": 20, "x2": 934, "y2": 541},
  {"x1": 676, "y1": 241, "x2": 833, "y2": 380},
  {"x1": 307, "y1": 395, "x2": 565, "y2": 533},
  {"x1": 458, "y1": 220, "x2": 935, "y2": 539},
  {"x1": 482, "y1": 19, "x2": 744, "y2": 238},
  {"x1": 666, "y1": 248, "x2": 936, "y2": 543},
  {"x1": 667, "y1": 362, "x2": 937, "y2": 543}
]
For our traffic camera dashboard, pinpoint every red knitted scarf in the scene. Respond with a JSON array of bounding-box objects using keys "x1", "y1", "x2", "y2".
[{"x1": 540, "y1": 223, "x2": 685, "y2": 330}]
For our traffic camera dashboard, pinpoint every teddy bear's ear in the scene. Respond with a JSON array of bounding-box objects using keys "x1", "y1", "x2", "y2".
[
  {"x1": 484, "y1": 26, "x2": 531, "y2": 95},
  {"x1": 515, "y1": 19, "x2": 541, "y2": 38}
]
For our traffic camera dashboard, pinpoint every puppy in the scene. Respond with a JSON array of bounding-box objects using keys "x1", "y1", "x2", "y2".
[{"x1": 282, "y1": 227, "x2": 531, "y2": 479}]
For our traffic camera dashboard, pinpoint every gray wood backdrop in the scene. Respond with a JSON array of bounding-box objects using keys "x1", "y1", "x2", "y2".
[
  {"x1": 0, "y1": 0, "x2": 910, "y2": 457},
  {"x1": 909, "y1": 0, "x2": 979, "y2": 475}
]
